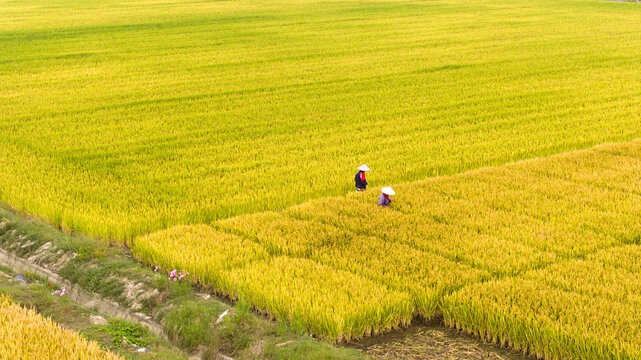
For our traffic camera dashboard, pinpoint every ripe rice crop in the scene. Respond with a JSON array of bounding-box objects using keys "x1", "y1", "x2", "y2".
[
  {"x1": 1, "y1": 0, "x2": 641, "y2": 242},
  {"x1": 0, "y1": 295, "x2": 123, "y2": 360},
  {"x1": 442, "y1": 245, "x2": 641, "y2": 360},
  {"x1": 224, "y1": 256, "x2": 415, "y2": 342},
  {"x1": 214, "y1": 213, "x2": 489, "y2": 317},
  {"x1": 4, "y1": 0, "x2": 641, "y2": 355},
  {"x1": 135, "y1": 140, "x2": 641, "y2": 353},
  {"x1": 135, "y1": 224, "x2": 269, "y2": 290},
  {"x1": 136, "y1": 226, "x2": 416, "y2": 341}
]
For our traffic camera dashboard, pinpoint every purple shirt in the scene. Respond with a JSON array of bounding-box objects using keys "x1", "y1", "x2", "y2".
[{"x1": 378, "y1": 194, "x2": 392, "y2": 207}]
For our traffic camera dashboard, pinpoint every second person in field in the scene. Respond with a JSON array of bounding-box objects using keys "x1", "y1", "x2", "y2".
[{"x1": 378, "y1": 187, "x2": 395, "y2": 207}]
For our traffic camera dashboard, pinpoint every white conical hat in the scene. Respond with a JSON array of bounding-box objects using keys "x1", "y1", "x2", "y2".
[
  {"x1": 381, "y1": 187, "x2": 395, "y2": 196},
  {"x1": 358, "y1": 164, "x2": 371, "y2": 172}
]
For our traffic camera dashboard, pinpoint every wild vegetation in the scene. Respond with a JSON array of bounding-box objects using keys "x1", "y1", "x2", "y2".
[
  {"x1": 1, "y1": 0, "x2": 641, "y2": 241},
  {"x1": 136, "y1": 141, "x2": 641, "y2": 358},
  {"x1": 0, "y1": 294, "x2": 124, "y2": 360}
]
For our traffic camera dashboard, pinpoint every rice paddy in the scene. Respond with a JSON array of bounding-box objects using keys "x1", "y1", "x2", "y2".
[
  {"x1": 136, "y1": 141, "x2": 641, "y2": 357},
  {"x1": 2, "y1": 0, "x2": 641, "y2": 358},
  {"x1": 1, "y1": 0, "x2": 641, "y2": 242}
]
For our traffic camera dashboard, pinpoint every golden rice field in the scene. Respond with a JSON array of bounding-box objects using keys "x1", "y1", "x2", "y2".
[
  {"x1": 3, "y1": 0, "x2": 641, "y2": 358},
  {"x1": 1, "y1": 0, "x2": 641, "y2": 241},
  {"x1": 443, "y1": 245, "x2": 641, "y2": 360},
  {"x1": 0, "y1": 295, "x2": 123, "y2": 360},
  {"x1": 136, "y1": 140, "x2": 641, "y2": 358}
]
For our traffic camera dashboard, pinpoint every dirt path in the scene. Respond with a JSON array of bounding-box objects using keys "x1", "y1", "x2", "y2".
[{"x1": 352, "y1": 320, "x2": 531, "y2": 360}]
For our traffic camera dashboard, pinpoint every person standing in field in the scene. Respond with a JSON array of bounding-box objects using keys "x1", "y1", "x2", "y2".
[
  {"x1": 378, "y1": 187, "x2": 395, "y2": 207},
  {"x1": 355, "y1": 164, "x2": 370, "y2": 191}
]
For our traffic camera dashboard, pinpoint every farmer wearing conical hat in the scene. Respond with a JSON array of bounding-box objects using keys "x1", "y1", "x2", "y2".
[
  {"x1": 355, "y1": 164, "x2": 370, "y2": 191},
  {"x1": 378, "y1": 187, "x2": 395, "y2": 207}
]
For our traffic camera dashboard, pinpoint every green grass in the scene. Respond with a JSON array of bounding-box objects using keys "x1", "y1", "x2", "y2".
[
  {"x1": 159, "y1": 299, "x2": 226, "y2": 351},
  {"x1": 103, "y1": 319, "x2": 150, "y2": 348},
  {"x1": 262, "y1": 340, "x2": 367, "y2": 360},
  {"x1": 1, "y1": 0, "x2": 640, "y2": 242}
]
